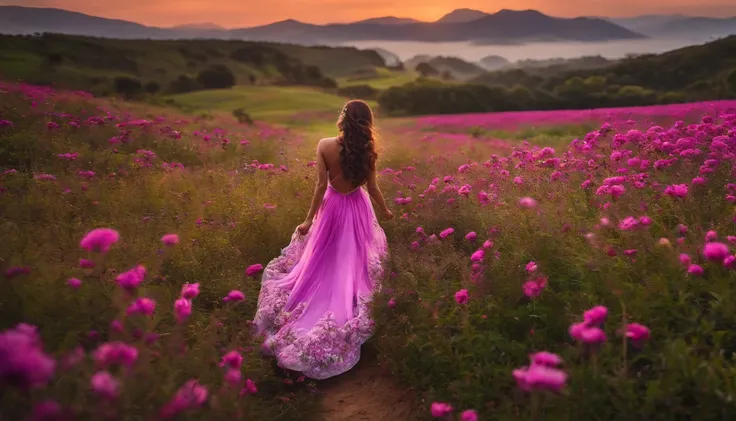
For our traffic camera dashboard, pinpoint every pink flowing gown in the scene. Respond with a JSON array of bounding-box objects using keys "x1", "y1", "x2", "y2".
[{"x1": 254, "y1": 183, "x2": 388, "y2": 379}]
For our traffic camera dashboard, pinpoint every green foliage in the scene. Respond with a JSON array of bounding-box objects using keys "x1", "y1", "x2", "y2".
[
  {"x1": 113, "y1": 76, "x2": 143, "y2": 98},
  {"x1": 197, "y1": 64, "x2": 236, "y2": 90},
  {"x1": 144, "y1": 81, "x2": 161, "y2": 95},
  {"x1": 415, "y1": 62, "x2": 439, "y2": 78},
  {"x1": 232, "y1": 108, "x2": 254, "y2": 124},
  {"x1": 336, "y1": 84, "x2": 380, "y2": 100}
]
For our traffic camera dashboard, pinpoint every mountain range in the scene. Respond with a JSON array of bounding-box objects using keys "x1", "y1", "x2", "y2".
[
  {"x1": 1, "y1": 6, "x2": 734, "y2": 45},
  {"x1": 1, "y1": 6, "x2": 641, "y2": 44}
]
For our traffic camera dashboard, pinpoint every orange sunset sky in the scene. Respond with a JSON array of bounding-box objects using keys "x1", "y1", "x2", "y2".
[{"x1": 2, "y1": 0, "x2": 736, "y2": 27}]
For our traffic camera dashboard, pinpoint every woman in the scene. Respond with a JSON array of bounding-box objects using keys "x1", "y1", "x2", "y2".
[{"x1": 254, "y1": 100, "x2": 393, "y2": 380}]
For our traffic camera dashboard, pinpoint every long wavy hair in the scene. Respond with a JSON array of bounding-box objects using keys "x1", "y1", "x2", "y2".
[{"x1": 336, "y1": 100, "x2": 378, "y2": 186}]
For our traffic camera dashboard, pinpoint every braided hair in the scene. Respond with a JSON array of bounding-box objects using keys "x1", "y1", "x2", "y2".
[{"x1": 336, "y1": 100, "x2": 378, "y2": 186}]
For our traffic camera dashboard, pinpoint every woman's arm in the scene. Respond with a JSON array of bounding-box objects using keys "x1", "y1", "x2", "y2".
[
  {"x1": 366, "y1": 169, "x2": 393, "y2": 220},
  {"x1": 298, "y1": 139, "x2": 329, "y2": 234}
]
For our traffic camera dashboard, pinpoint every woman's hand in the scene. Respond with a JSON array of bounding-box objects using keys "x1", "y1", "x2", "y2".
[
  {"x1": 382, "y1": 209, "x2": 394, "y2": 220},
  {"x1": 297, "y1": 219, "x2": 313, "y2": 236}
]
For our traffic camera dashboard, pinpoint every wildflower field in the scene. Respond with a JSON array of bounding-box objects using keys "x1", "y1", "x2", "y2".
[{"x1": 1, "y1": 80, "x2": 736, "y2": 420}]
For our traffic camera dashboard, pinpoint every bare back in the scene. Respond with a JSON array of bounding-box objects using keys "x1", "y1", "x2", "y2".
[{"x1": 319, "y1": 137, "x2": 363, "y2": 194}]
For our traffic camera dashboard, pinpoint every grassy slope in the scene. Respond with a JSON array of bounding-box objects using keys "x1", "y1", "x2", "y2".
[
  {"x1": 166, "y1": 86, "x2": 375, "y2": 125},
  {"x1": 0, "y1": 34, "x2": 386, "y2": 92},
  {"x1": 338, "y1": 68, "x2": 419, "y2": 90}
]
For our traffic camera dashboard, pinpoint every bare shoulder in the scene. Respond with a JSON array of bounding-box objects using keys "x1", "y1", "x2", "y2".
[{"x1": 317, "y1": 137, "x2": 340, "y2": 152}]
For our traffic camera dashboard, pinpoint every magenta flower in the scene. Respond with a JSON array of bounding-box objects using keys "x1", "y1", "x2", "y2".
[
  {"x1": 126, "y1": 297, "x2": 156, "y2": 317},
  {"x1": 80, "y1": 228, "x2": 120, "y2": 253},
  {"x1": 430, "y1": 402, "x2": 453, "y2": 417},
  {"x1": 224, "y1": 368, "x2": 241, "y2": 387},
  {"x1": 439, "y1": 227, "x2": 455, "y2": 239},
  {"x1": 161, "y1": 234, "x2": 180, "y2": 246},
  {"x1": 703, "y1": 242, "x2": 730, "y2": 262},
  {"x1": 460, "y1": 410, "x2": 478, "y2": 421},
  {"x1": 79, "y1": 258, "x2": 95, "y2": 269},
  {"x1": 30, "y1": 400, "x2": 63, "y2": 421},
  {"x1": 580, "y1": 327, "x2": 607, "y2": 344},
  {"x1": 455, "y1": 289, "x2": 469, "y2": 304},
  {"x1": 518, "y1": 197, "x2": 537, "y2": 208},
  {"x1": 245, "y1": 264, "x2": 263, "y2": 277},
  {"x1": 465, "y1": 231, "x2": 477, "y2": 242},
  {"x1": 66, "y1": 278, "x2": 82, "y2": 291},
  {"x1": 513, "y1": 364, "x2": 567, "y2": 392},
  {"x1": 530, "y1": 351, "x2": 563, "y2": 367},
  {"x1": 387, "y1": 298, "x2": 396, "y2": 308},
  {"x1": 160, "y1": 379, "x2": 208, "y2": 419},
  {"x1": 679, "y1": 253, "x2": 692, "y2": 266},
  {"x1": 223, "y1": 290, "x2": 245, "y2": 302},
  {"x1": 5, "y1": 266, "x2": 30, "y2": 279},
  {"x1": 625, "y1": 323, "x2": 651, "y2": 346},
  {"x1": 174, "y1": 299, "x2": 192, "y2": 324},
  {"x1": 470, "y1": 249, "x2": 485, "y2": 263},
  {"x1": 705, "y1": 230, "x2": 718, "y2": 242},
  {"x1": 525, "y1": 261, "x2": 538, "y2": 273},
  {"x1": 115, "y1": 265, "x2": 146, "y2": 292},
  {"x1": 240, "y1": 378, "x2": 258, "y2": 396},
  {"x1": 687, "y1": 264, "x2": 704, "y2": 276},
  {"x1": 181, "y1": 283, "x2": 200, "y2": 299},
  {"x1": 0, "y1": 324, "x2": 55, "y2": 389},
  {"x1": 92, "y1": 342, "x2": 138, "y2": 368},
  {"x1": 522, "y1": 276, "x2": 547, "y2": 299},
  {"x1": 90, "y1": 371, "x2": 120, "y2": 399},
  {"x1": 724, "y1": 255, "x2": 736, "y2": 269},
  {"x1": 583, "y1": 305, "x2": 608, "y2": 326},
  {"x1": 220, "y1": 350, "x2": 243, "y2": 369},
  {"x1": 664, "y1": 184, "x2": 688, "y2": 198}
]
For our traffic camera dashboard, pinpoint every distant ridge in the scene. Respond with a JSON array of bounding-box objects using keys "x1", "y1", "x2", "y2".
[{"x1": 0, "y1": 6, "x2": 645, "y2": 44}]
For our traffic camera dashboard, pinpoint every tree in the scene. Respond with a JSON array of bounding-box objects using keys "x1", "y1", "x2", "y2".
[
  {"x1": 197, "y1": 65, "x2": 236, "y2": 89},
  {"x1": 113, "y1": 76, "x2": 142, "y2": 98},
  {"x1": 232, "y1": 108, "x2": 253, "y2": 125},
  {"x1": 726, "y1": 69, "x2": 736, "y2": 94},
  {"x1": 168, "y1": 75, "x2": 197, "y2": 94},
  {"x1": 144, "y1": 81, "x2": 161, "y2": 95},
  {"x1": 415, "y1": 62, "x2": 438, "y2": 78}
]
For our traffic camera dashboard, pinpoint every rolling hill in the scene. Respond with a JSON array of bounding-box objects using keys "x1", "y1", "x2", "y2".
[
  {"x1": 0, "y1": 6, "x2": 644, "y2": 44},
  {"x1": 608, "y1": 14, "x2": 736, "y2": 38}
]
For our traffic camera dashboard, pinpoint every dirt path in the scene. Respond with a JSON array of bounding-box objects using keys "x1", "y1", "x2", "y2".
[{"x1": 316, "y1": 347, "x2": 418, "y2": 421}]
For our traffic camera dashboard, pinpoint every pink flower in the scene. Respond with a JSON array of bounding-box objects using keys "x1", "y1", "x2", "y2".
[
  {"x1": 513, "y1": 364, "x2": 567, "y2": 392},
  {"x1": 92, "y1": 342, "x2": 138, "y2": 368},
  {"x1": 387, "y1": 298, "x2": 396, "y2": 308},
  {"x1": 5, "y1": 266, "x2": 30, "y2": 279},
  {"x1": 455, "y1": 289, "x2": 469, "y2": 304},
  {"x1": 583, "y1": 305, "x2": 608, "y2": 326},
  {"x1": 439, "y1": 228, "x2": 454, "y2": 239},
  {"x1": 430, "y1": 402, "x2": 453, "y2": 417},
  {"x1": 703, "y1": 242, "x2": 730, "y2": 262},
  {"x1": 79, "y1": 258, "x2": 95, "y2": 269},
  {"x1": 127, "y1": 297, "x2": 156, "y2": 316},
  {"x1": 161, "y1": 234, "x2": 180, "y2": 246},
  {"x1": 625, "y1": 323, "x2": 650, "y2": 346},
  {"x1": 160, "y1": 379, "x2": 208, "y2": 419},
  {"x1": 90, "y1": 371, "x2": 120, "y2": 399},
  {"x1": 525, "y1": 261, "x2": 538, "y2": 273},
  {"x1": 679, "y1": 253, "x2": 692, "y2": 266},
  {"x1": 174, "y1": 299, "x2": 192, "y2": 323},
  {"x1": 220, "y1": 351, "x2": 243, "y2": 369},
  {"x1": 30, "y1": 400, "x2": 63, "y2": 421},
  {"x1": 465, "y1": 231, "x2": 477, "y2": 242},
  {"x1": 181, "y1": 283, "x2": 200, "y2": 299},
  {"x1": 240, "y1": 378, "x2": 258, "y2": 395},
  {"x1": 470, "y1": 249, "x2": 485, "y2": 263},
  {"x1": 522, "y1": 277, "x2": 547, "y2": 298},
  {"x1": 245, "y1": 264, "x2": 263, "y2": 277},
  {"x1": 224, "y1": 369, "x2": 241, "y2": 387},
  {"x1": 705, "y1": 230, "x2": 718, "y2": 242},
  {"x1": 460, "y1": 409, "x2": 478, "y2": 421},
  {"x1": 687, "y1": 264, "x2": 704, "y2": 276},
  {"x1": 724, "y1": 255, "x2": 736, "y2": 269},
  {"x1": 530, "y1": 351, "x2": 563, "y2": 367},
  {"x1": 519, "y1": 197, "x2": 537, "y2": 208},
  {"x1": 482, "y1": 240, "x2": 493, "y2": 249},
  {"x1": 223, "y1": 290, "x2": 245, "y2": 302},
  {"x1": 580, "y1": 327, "x2": 607, "y2": 344},
  {"x1": 80, "y1": 228, "x2": 120, "y2": 253},
  {"x1": 115, "y1": 265, "x2": 146, "y2": 292},
  {"x1": 664, "y1": 184, "x2": 688, "y2": 198},
  {"x1": 67, "y1": 278, "x2": 82, "y2": 289},
  {"x1": 0, "y1": 324, "x2": 55, "y2": 389}
]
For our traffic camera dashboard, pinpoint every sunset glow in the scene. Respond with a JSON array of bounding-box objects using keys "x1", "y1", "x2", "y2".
[{"x1": 1, "y1": 0, "x2": 735, "y2": 27}]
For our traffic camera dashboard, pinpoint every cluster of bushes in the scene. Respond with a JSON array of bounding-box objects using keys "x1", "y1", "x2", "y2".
[
  {"x1": 379, "y1": 35, "x2": 736, "y2": 116},
  {"x1": 230, "y1": 45, "x2": 336, "y2": 88},
  {"x1": 336, "y1": 84, "x2": 380, "y2": 100}
]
